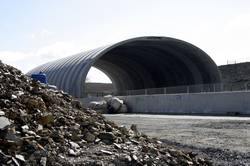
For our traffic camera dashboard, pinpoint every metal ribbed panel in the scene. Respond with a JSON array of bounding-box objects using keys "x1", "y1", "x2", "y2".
[
  {"x1": 28, "y1": 36, "x2": 221, "y2": 98},
  {"x1": 28, "y1": 45, "x2": 112, "y2": 97}
]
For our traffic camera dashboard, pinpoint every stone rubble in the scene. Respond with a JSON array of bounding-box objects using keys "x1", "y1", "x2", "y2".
[
  {"x1": 89, "y1": 95, "x2": 128, "y2": 114},
  {"x1": 0, "y1": 60, "x2": 212, "y2": 165}
]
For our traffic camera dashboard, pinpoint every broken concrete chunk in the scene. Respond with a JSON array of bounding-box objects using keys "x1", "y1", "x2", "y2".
[
  {"x1": 109, "y1": 97, "x2": 123, "y2": 111},
  {"x1": 113, "y1": 143, "x2": 121, "y2": 149},
  {"x1": 132, "y1": 154, "x2": 138, "y2": 161},
  {"x1": 88, "y1": 96, "x2": 128, "y2": 114},
  {"x1": 37, "y1": 124, "x2": 43, "y2": 131},
  {"x1": 100, "y1": 150, "x2": 113, "y2": 155},
  {"x1": 68, "y1": 149, "x2": 77, "y2": 156},
  {"x1": 12, "y1": 157, "x2": 20, "y2": 166},
  {"x1": 16, "y1": 91, "x2": 24, "y2": 97},
  {"x1": 11, "y1": 94, "x2": 18, "y2": 100},
  {"x1": 88, "y1": 101, "x2": 108, "y2": 113},
  {"x1": 0, "y1": 116, "x2": 11, "y2": 130},
  {"x1": 15, "y1": 154, "x2": 25, "y2": 162},
  {"x1": 119, "y1": 104, "x2": 128, "y2": 113},
  {"x1": 69, "y1": 141, "x2": 80, "y2": 149},
  {"x1": 21, "y1": 125, "x2": 29, "y2": 131},
  {"x1": 0, "y1": 110, "x2": 5, "y2": 116}
]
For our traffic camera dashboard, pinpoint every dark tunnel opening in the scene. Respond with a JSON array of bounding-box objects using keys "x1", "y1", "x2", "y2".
[{"x1": 91, "y1": 39, "x2": 221, "y2": 95}]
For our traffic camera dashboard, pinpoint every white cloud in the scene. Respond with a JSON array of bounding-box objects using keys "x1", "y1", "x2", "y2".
[
  {"x1": 31, "y1": 34, "x2": 36, "y2": 39},
  {"x1": 0, "y1": 51, "x2": 33, "y2": 62},
  {"x1": 200, "y1": 13, "x2": 250, "y2": 65},
  {"x1": 36, "y1": 41, "x2": 84, "y2": 60},
  {"x1": 30, "y1": 28, "x2": 53, "y2": 40},
  {"x1": 221, "y1": 13, "x2": 250, "y2": 63},
  {"x1": 225, "y1": 13, "x2": 250, "y2": 32},
  {"x1": 0, "y1": 41, "x2": 84, "y2": 73}
]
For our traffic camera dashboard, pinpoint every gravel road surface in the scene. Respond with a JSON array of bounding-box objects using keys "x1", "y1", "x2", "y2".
[{"x1": 105, "y1": 114, "x2": 250, "y2": 166}]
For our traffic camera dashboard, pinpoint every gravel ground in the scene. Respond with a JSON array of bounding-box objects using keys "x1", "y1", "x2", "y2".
[{"x1": 105, "y1": 114, "x2": 250, "y2": 166}]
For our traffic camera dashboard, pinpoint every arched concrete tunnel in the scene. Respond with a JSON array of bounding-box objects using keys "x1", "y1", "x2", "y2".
[{"x1": 28, "y1": 36, "x2": 221, "y2": 98}]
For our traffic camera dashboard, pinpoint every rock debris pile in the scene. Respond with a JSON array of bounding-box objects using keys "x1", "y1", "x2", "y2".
[
  {"x1": 0, "y1": 61, "x2": 212, "y2": 165},
  {"x1": 89, "y1": 96, "x2": 128, "y2": 114}
]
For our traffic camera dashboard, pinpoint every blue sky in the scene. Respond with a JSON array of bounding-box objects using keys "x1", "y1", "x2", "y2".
[{"x1": 1, "y1": 0, "x2": 250, "y2": 82}]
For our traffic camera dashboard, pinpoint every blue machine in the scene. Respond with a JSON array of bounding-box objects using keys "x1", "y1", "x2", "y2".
[{"x1": 31, "y1": 72, "x2": 48, "y2": 84}]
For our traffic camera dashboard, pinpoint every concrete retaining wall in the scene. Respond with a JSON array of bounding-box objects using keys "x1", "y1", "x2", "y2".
[
  {"x1": 78, "y1": 91, "x2": 250, "y2": 115},
  {"x1": 119, "y1": 91, "x2": 250, "y2": 115}
]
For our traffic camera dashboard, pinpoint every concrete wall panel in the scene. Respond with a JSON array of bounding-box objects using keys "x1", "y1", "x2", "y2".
[{"x1": 116, "y1": 92, "x2": 250, "y2": 115}]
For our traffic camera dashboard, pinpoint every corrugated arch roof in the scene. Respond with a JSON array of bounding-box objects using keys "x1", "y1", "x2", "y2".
[{"x1": 28, "y1": 36, "x2": 221, "y2": 98}]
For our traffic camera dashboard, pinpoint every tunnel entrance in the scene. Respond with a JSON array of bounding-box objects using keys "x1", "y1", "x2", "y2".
[
  {"x1": 89, "y1": 37, "x2": 221, "y2": 96},
  {"x1": 85, "y1": 67, "x2": 114, "y2": 96}
]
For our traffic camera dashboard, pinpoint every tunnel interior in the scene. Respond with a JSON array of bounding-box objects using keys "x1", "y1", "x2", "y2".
[{"x1": 91, "y1": 38, "x2": 221, "y2": 94}]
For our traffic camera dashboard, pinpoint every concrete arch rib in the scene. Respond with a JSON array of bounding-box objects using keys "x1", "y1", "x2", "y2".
[{"x1": 28, "y1": 36, "x2": 221, "y2": 98}]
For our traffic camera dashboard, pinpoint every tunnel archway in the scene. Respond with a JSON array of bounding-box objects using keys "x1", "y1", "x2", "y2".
[{"x1": 28, "y1": 36, "x2": 221, "y2": 98}]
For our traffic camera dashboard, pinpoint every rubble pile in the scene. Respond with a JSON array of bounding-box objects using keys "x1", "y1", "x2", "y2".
[
  {"x1": 0, "y1": 61, "x2": 212, "y2": 165},
  {"x1": 89, "y1": 96, "x2": 128, "y2": 114}
]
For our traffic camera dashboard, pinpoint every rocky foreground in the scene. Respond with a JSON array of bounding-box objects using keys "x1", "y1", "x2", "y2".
[{"x1": 0, "y1": 61, "x2": 212, "y2": 165}]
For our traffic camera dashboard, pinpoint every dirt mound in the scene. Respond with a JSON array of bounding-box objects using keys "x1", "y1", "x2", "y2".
[{"x1": 0, "y1": 60, "x2": 212, "y2": 165}]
